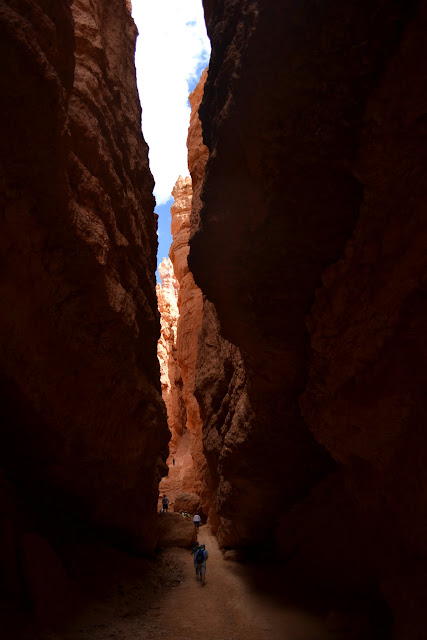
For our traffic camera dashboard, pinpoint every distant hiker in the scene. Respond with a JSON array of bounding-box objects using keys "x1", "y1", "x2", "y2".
[
  {"x1": 193, "y1": 513, "x2": 201, "y2": 531},
  {"x1": 195, "y1": 544, "x2": 208, "y2": 586},
  {"x1": 191, "y1": 542, "x2": 201, "y2": 577},
  {"x1": 162, "y1": 494, "x2": 169, "y2": 512},
  {"x1": 172, "y1": 457, "x2": 175, "y2": 466}
]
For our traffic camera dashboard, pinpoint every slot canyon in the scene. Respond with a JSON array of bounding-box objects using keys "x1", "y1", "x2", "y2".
[{"x1": 1, "y1": 0, "x2": 426, "y2": 639}]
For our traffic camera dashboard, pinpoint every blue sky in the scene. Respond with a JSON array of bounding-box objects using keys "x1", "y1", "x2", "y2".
[
  {"x1": 154, "y1": 70, "x2": 206, "y2": 282},
  {"x1": 132, "y1": 1, "x2": 210, "y2": 282},
  {"x1": 155, "y1": 198, "x2": 173, "y2": 281}
]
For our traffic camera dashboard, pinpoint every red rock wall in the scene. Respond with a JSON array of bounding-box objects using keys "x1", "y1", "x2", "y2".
[
  {"x1": 189, "y1": 0, "x2": 426, "y2": 635},
  {"x1": 168, "y1": 177, "x2": 208, "y2": 505},
  {"x1": 190, "y1": 46, "x2": 334, "y2": 544},
  {"x1": 298, "y1": 7, "x2": 427, "y2": 633},
  {"x1": 0, "y1": 0, "x2": 168, "y2": 595},
  {"x1": 156, "y1": 258, "x2": 185, "y2": 454},
  {"x1": 156, "y1": 80, "x2": 213, "y2": 510},
  {"x1": 188, "y1": 70, "x2": 258, "y2": 544}
]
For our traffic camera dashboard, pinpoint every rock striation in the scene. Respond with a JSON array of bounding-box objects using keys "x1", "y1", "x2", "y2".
[
  {"x1": 0, "y1": 0, "x2": 169, "y2": 619},
  {"x1": 188, "y1": 0, "x2": 427, "y2": 636}
]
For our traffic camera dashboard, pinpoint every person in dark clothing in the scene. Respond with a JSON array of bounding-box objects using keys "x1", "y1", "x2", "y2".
[
  {"x1": 195, "y1": 544, "x2": 208, "y2": 586},
  {"x1": 162, "y1": 494, "x2": 169, "y2": 511},
  {"x1": 191, "y1": 542, "x2": 201, "y2": 577}
]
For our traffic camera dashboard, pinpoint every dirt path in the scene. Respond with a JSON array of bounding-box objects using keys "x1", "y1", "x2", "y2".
[
  {"x1": 24, "y1": 527, "x2": 368, "y2": 640},
  {"x1": 151, "y1": 527, "x2": 335, "y2": 640}
]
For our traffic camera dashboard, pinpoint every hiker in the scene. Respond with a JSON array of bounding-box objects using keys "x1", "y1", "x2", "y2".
[
  {"x1": 195, "y1": 544, "x2": 208, "y2": 585},
  {"x1": 193, "y1": 512, "x2": 201, "y2": 531},
  {"x1": 191, "y1": 541, "x2": 201, "y2": 577},
  {"x1": 162, "y1": 494, "x2": 169, "y2": 512}
]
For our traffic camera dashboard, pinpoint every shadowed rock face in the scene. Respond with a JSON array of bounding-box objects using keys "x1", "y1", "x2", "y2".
[
  {"x1": 188, "y1": 72, "x2": 272, "y2": 544},
  {"x1": 0, "y1": 0, "x2": 169, "y2": 596},
  {"x1": 189, "y1": 0, "x2": 427, "y2": 635},
  {"x1": 189, "y1": 19, "x2": 336, "y2": 545}
]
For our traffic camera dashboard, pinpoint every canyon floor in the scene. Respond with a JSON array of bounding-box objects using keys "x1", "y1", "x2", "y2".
[
  {"x1": 2, "y1": 461, "x2": 388, "y2": 640},
  {"x1": 4, "y1": 525, "x2": 388, "y2": 640}
]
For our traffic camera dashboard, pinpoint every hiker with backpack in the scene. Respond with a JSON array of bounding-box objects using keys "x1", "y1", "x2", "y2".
[
  {"x1": 195, "y1": 543, "x2": 208, "y2": 586},
  {"x1": 191, "y1": 541, "x2": 201, "y2": 577}
]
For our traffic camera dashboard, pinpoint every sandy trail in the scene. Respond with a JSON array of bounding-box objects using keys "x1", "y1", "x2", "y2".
[
  {"x1": 139, "y1": 527, "x2": 336, "y2": 640},
  {"x1": 16, "y1": 525, "x2": 377, "y2": 640}
]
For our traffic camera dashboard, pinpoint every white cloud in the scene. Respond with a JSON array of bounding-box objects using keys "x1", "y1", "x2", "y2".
[{"x1": 132, "y1": 1, "x2": 210, "y2": 205}]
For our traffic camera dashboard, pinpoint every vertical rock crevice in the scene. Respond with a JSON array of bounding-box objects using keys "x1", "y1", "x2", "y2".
[{"x1": 157, "y1": 176, "x2": 209, "y2": 513}]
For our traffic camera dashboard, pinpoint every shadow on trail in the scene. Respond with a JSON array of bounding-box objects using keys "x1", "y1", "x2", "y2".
[{"x1": 224, "y1": 548, "x2": 393, "y2": 640}]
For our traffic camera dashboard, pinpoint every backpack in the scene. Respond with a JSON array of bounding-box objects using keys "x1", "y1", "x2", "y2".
[{"x1": 196, "y1": 548, "x2": 205, "y2": 563}]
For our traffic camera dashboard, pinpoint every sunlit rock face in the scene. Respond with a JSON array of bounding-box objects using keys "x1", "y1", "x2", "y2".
[
  {"x1": 190, "y1": 0, "x2": 427, "y2": 634},
  {"x1": 156, "y1": 258, "x2": 185, "y2": 454},
  {"x1": 0, "y1": 0, "x2": 169, "y2": 609},
  {"x1": 187, "y1": 68, "x2": 209, "y2": 239},
  {"x1": 168, "y1": 176, "x2": 208, "y2": 507}
]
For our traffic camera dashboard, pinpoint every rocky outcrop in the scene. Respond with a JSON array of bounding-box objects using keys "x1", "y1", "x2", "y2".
[
  {"x1": 156, "y1": 258, "x2": 185, "y2": 453},
  {"x1": 189, "y1": 0, "x2": 427, "y2": 635},
  {"x1": 156, "y1": 512, "x2": 197, "y2": 548},
  {"x1": 0, "y1": 0, "x2": 169, "y2": 618},
  {"x1": 173, "y1": 493, "x2": 200, "y2": 515}
]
